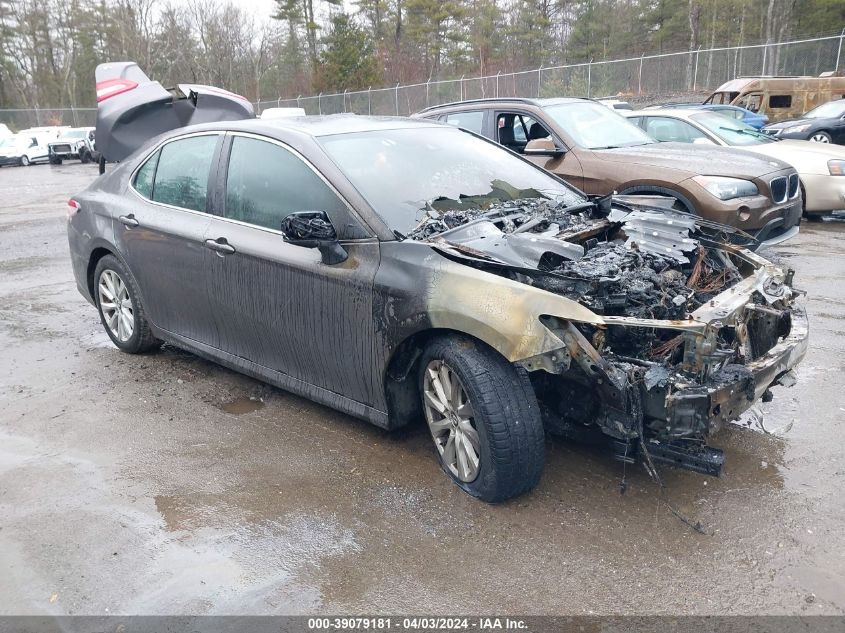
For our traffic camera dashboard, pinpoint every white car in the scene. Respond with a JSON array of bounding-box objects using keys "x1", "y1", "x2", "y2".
[
  {"x1": 0, "y1": 134, "x2": 52, "y2": 166},
  {"x1": 259, "y1": 107, "x2": 307, "y2": 119},
  {"x1": 598, "y1": 98, "x2": 633, "y2": 111}
]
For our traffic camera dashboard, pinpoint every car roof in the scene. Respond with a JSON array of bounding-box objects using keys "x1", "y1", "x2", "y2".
[
  {"x1": 417, "y1": 96, "x2": 590, "y2": 113},
  {"x1": 185, "y1": 114, "x2": 445, "y2": 137},
  {"x1": 626, "y1": 109, "x2": 709, "y2": 120}
]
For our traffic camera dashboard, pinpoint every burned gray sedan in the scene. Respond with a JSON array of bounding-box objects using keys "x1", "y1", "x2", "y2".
[{"x1": 67, "y1": 114, "x2": 808, "y2": 502}]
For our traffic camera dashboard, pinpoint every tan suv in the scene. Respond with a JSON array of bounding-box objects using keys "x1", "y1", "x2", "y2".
[{"x1": 414, "y1": 97, "x2": 802, "y2": 247}]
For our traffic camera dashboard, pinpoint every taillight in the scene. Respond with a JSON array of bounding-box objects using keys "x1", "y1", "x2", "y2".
[
  {"x1": 67, "y1": 199, "x2": 81, "y2": 218},
  {"x1": 96, "y1": 78, "x2": 138, "y2": 102}
]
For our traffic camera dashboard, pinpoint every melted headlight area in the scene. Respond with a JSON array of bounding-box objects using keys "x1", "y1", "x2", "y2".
[{"x1": 524, "y1": 273, "x2": 801, "y2": 475}]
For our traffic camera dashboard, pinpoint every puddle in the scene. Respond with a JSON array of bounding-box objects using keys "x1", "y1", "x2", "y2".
[{"x1": 219, "y1": 396, "x2": 264, "y2": 415}]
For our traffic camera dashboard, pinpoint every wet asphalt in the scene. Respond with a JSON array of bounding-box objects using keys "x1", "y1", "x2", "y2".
[{"x1": 0, "y1": 163, "x2": 843, "y2": 616}]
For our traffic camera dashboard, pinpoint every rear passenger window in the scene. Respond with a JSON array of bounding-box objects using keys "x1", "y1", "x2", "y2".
[
  {"x1": 225, "y1": 136, "x2": 351, "y2": 233},
  {"x1": 133, "y1": 150, "x2": 159, "y2": 199},
  {"x1": 444, "y1": 111, "x2": 484, "y2": 134},
  {"x1": 152, "y1": 135, "x2": 219, "y2": 212},
  {"x1": 769, "y1": 95, "x2": 792, "y2": 108}
]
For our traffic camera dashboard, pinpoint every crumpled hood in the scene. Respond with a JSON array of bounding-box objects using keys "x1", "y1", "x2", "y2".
[{"x1": 591, "y1": 142, "x2": 789, "y2": 178}]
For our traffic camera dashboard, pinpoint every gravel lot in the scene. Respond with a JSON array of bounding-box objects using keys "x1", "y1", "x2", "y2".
[{"x1": 1, "y1": 163, "x2": 844, "y2": 615}]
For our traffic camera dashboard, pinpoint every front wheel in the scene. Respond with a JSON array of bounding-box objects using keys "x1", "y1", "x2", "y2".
[
  {"x1": 419, "y1": 335, "x2": 545, "y2": 502},
  {"x1": 809, "y1": 131, "x2": 831, "y2": 143},
  {"x1": 94, "y1": 255, "x2": 161, "y2": 354},
  {"x1": 20, "y1": 155, "x2": 30, "y2": 166}
]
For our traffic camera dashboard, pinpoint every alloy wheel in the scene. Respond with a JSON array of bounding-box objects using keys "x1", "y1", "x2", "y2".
[
  {"x1": 810, "y1": 133, "x2": 830, "y2": 143},
  {"x1": 20, "y1": 156, "x2": 29, "y2": 166},
  {"x1": 98, "y1": 269, "x2": 134, "y2": 342},
  {"x1": 422, "y1": 360, "x2": 481, "y2": 482}
]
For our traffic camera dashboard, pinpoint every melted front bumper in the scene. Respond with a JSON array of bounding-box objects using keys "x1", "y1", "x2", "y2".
[{"x1": 652, "y1": 307, "x2": 809, "y2": 438}]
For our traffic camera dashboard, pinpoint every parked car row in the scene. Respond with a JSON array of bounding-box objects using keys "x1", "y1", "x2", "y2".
[
  {"x1": 416, "y1": 97, "x2": 803, "y2": 243},
  {"x1": 67, "y1": 61, "x2": 810, "y2": 502},
  {"x1": 0, "y1": 125, "x2": 100, "y2": 167},
  {"x1": 624, "y1": 108, "x2": 845, "y2": 217}
]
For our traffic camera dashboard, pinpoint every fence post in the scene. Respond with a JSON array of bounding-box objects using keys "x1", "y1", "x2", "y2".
[
  {"x1": 395, "y1": 83, "x2": 400, "y2": 115},
  {"x1": 761, "y1": 41, "x2": 769, "y2": 75},
  {"x1": 318, "y1": 92, "x2": 322, "y2": 115},
  {"x1": 638, "y1": 54, "x2": 644, "y2": 95},
  {"x1": 460, "y1": 75, "x2": 465, "y2": 101},
  {"x1": 297, "y1": 95, "x2": 301, "y2": 110},
  {"x1": 277, "y1": 97, "x2": 281, "y2": 107},
  {"x1": 425, "y1": 80, "x2": 430, "y2": 107},
  {"x1": 496, "y1": 72, "x2": 500, "y2": 98},
  {"x1": 693, "y1": 45, "x2": 701, "y2": 91},
  {"x1": 537, "y1": 64, "x2": 543, "y2": 98},
  {"x1": 837, "y1": 28, "x2": 845, "y2": 70},
  {"x1": 34, "y1": 107, "x2": 41, "y2": 126},
  {"x1": 587, "y1": 59, "x2": 593, "y2": 97},
  {"x1": 343, "y1": 89, "x2": 348, "y2": 113},
  {"x1": 368, "y1": 87, "x2": 372, "y2": 115}
]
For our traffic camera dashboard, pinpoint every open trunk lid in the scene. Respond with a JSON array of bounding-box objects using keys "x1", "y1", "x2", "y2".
[{"x1": 95, "y1": 61, "x2": 255, "y2": 163}]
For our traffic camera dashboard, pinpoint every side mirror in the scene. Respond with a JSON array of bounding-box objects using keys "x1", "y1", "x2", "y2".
[
  {"x1": 524, "y1": 137, "x2": 564, "y2": 157},
  {"x1": 692, "y1": 137, "x2": 716, "y2": 145},
  {"x1": 280, "y1": 210, "x2": 348, "y2": 265}
]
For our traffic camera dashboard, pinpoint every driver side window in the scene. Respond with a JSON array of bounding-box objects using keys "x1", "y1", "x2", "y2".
[{"x1": 224, "y1": 136, "x2": 358, "y2": 236}]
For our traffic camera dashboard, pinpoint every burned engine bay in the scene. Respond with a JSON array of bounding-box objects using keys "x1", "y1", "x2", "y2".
[{"x1": 409, "y1": 195, "x2": 808, "y2": 476}]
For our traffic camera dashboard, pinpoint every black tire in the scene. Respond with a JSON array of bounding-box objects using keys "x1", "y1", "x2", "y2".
[
  {"x1": 418, "y1": 335, "x2": 545, "y2": 502},
  {"x1": 80, "y1": 149, "x2": 91, "y2": 164},
  {"x1": 49, "y1": 155, "x2": 61, "y2": 165},
  {"x1": 93, "y1": 255, "x2": 161, "y2": 354}
]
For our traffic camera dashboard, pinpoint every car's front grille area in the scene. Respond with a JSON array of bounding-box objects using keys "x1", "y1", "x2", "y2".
[
  {"x1": 51, "y1": 144, "x2": 71, "y2": 153},
  {"x1": 770, "y1": 176, "x2": 788, "y2": 204},
  {"x1": 788, "y1": 173, "x2": 800, "y2": 199}
]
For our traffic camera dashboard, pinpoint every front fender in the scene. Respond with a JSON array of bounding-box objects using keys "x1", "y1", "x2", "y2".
[{"x1": 422, "y1": 249, "x2": 603, "y2": 362}]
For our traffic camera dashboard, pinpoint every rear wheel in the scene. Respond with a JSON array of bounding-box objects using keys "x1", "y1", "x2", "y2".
[
  {"x1": 20, "y1": 155, "x2": 30, "y2": 166},
  {"x1": 79, "y1": 149, "x2": 91, "y2": 164},
  {"x1": 810, "y1": 131, "x2": 831, "y2": 143},
  {"x1": 94, "y1": 255, "x2": 161, "y2": 354},
  {"x1": 419, "y1": 335, "x2": 545, "y2": 502}
]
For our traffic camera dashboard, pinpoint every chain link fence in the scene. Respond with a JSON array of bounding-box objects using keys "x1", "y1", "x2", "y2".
[
  {"x1": 1, "y1": 33, "x2": 843, "y2": 129},
  {"x1": 0, "y1": 107, "x2": 95, "y2": 132},
  {"x1": 259, "y1": 33, "x2": 845, "y2": 116}
]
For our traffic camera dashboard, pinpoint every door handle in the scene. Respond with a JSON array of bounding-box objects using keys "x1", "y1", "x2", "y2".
[
  {"x1": 204, "y1": 238, "x2": 236, "y2": 255},
  {"x1": 118, "y1": 214, "x2": 139, "y2": 228}
]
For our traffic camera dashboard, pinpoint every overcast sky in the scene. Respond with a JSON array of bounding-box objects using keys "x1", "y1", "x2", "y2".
[{"x1": 227, "y1": 0, "x2": 279, "y2": 21}]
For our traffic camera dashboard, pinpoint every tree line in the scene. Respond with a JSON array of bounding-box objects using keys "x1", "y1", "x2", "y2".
[{"x1": 0, "y1": 0, "x2": 842, "y2": 111}]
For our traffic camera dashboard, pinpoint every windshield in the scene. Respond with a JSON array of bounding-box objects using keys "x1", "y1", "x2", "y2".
[
  {"x1": 319, "y1": 127, "x2": 584, "y2": 235},
  {"x1": 64, "y1": 130, "x2": 87, "y2": 139},
  {"x1": 803, "y1": 100, "x2": 845, "y2": 119},
  {"x1": 690, "y1": 112, "x2": 774, "y2": 145},
  {"x1": 542, "y1": 101, "x2": 655, "y2": 149}
]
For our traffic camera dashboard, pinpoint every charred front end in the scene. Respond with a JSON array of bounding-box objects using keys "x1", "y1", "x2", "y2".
[{"x1": 413, "y1": 196, "x2": 808, "y2": 475}]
